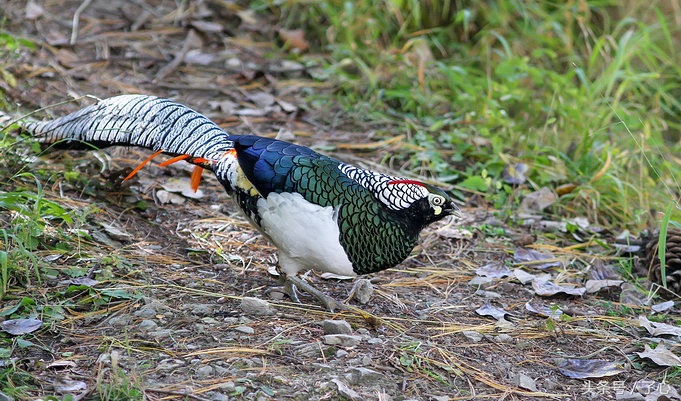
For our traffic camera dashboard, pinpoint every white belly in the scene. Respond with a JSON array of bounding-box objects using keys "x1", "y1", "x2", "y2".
[{"x1": 256, "y1": 192, "x2": 355, "y2": 277}]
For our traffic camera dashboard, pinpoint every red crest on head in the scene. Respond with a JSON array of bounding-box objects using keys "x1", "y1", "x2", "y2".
[{"x1": 388, "y1": 179, "x2": 426, "y2": 187}]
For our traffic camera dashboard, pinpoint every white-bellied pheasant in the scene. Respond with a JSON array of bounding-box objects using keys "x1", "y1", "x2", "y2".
[{"x1": 6, "y1": 95, "x2": 460, "y2": 310}]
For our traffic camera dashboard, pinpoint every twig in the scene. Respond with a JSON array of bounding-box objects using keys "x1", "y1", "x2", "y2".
[
  {"x1": 154, "y1": 29, "x2": 201, "y2": 83},
  {"x1": 70, "y1": 0, "x2": 94, "y2": 45},
  {"x1": 145, "y1": 388, "x2": 211, "y2": 401}
]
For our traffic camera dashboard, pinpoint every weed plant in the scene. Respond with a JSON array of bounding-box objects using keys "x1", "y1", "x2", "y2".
[{"x1": 262, "y1": 0, "x2": 681, "y2": 229}]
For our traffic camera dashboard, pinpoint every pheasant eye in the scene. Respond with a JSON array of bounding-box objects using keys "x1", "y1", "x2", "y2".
[{"x1": 431, "y1": 195, "x2": 444, "y2": 206}]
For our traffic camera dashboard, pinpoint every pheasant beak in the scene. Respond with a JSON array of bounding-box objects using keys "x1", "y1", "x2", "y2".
[{"x1": 444, "y1": 200, "x2": 462, "y2": 219}]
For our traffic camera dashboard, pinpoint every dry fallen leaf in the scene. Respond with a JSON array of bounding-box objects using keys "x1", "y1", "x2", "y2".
[
  {"x1": 46, "y1": 360, "x2": 78, "y2": 370},
  {"x1": 638, "y1": 315, "x2": 681, "y2": 337},
  {"x1": 584, "y1": 279, "x2": 623, "y2": 293},
  {"x1": 558, "y1": 359, "x2": 626, "y2": 379},
  {"x1": 532, "y1": 278, "x2": 586, "y2": 297},
  {"x1": 0, "y1": 317, "x2": 42, "y2": 335},
  {"x1": 503, "y1": 162, "x2": 528, "y2": 185},
  {"x1": 100, "y1": 223, "x2": 134, "y2": 242},
  {"x1": 25, "y1": 0, "x2": 44, "y2": 19},
  {"x1": 637, "y1": 343, "x2": 681, "y2": 367},
  {"x1": 513, "y1": 248, "x2": 562, "y2": 270},
  {"x1": 162, "y1": 178, "x2": 205, "y2": 199},
  {"x1": 620, "y1": 283, "x2": 649, "y2": 306},
  {"x1": 525, "y1": 302, "x2": 563, "y2": 319},
  {"x1": 54, "y1": 377, "x2": 88, "y2": 394},
  {"x1": 475, "y1": 302, "x2": 509, "y2": 321},
  {"x1": 519, "y1": 187, "x2": 557, "y2": 214},
  {"x1": 59, "y1": 277, "x2": 99, "y2": 287},
  {"x1": 513, "y1": 269, "x2": 550, "y2": 285},
  {"x1": 278, "y1": 29, "x2": 309, "y2": 53},
  {"x1": 247, "y1": 91, "x2": 276, "y2": 108},
  {"x1": 475, "y1": 262, "x2": 512, "y2": 278}
]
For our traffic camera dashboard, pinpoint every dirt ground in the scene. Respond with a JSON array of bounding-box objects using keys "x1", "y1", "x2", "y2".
[{"x1": 1, "y1": 1, "x2": 679, "y2": 400}]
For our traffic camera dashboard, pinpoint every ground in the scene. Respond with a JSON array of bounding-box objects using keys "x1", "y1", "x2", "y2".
[{"x1": 0, "y1": 1, "x2": 679, "y2": 401}]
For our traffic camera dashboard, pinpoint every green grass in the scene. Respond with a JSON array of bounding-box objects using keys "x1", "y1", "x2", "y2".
[{"x1": 259, "y1": 0, "x2": 681, "y2": 230}]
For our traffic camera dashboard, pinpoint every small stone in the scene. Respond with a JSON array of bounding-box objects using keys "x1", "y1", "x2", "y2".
[
  {"x1": 475, "y1": 290, "x2": 502, "y2": 299},
  {"x1": 148, "y1": 329, "x2": 172, "y2": 338},
  {"x1": 615, "y1": 393, "x2": 644, "y2": 401},
  {"x1": 108, "y1": 315, "x2": 131, "y2": 327},
  {"x1": 294, "y1": 343, "x2": 335, "y2": 358},
  {"x1": 195, "y1": 365, "x2": 213, "y2": 379},
  {"x1": 134, "y1": 304, "x2": 159, "y2": 318},
  {"x1": 206, "y1": 392, "x2": 229, "y2": 401},
  {"x1": 322, "y1": 320, "x2": 352, "y2": 335},
  {"x1": 495, "y1": 334, "x2": 514, "y2": 343},
  {"x1": 201, "y1": 317, "x2": 219, "y2": 324},
  {"x1": 336, "y1": 350, "x2": 349, "y2": 358},
  {"x1": 461, "y1": 330, "x2": 483, "y2": 342},
  {"x1": 349, "y1": 367, "x2": 383, "y2": 385},
  {"x1": 187, "y1": 304, "x2": 214, "y2": 316},
  {"x1": 367, "y1": 337, "x2": 383, "y2": 345},
  {"x1": 157, "y1": 358, "x2": 184, "y2": 371},
  {"x1": 512, "y1": 373, "x2": 537, "y2": 392},
  {"x1": 234, "y1": 325, "x2": 255, "y2": 334},
  {"x1": 0, "y1": 391, "x2": 13, "y2": 401},
  {"x1": 331, "y1": 379, "x2": 361, "y2": 400},
  {"x1": 323, "y1": 334, "x2": 362, "y2": 347},
  {"x1": 240, "y1": 297, "x2": 277, "y2": 316},
  {"x1": 221, "y1": 381, "x2": 236, "y2": 393},
  {"x1": 468, "y1": 276, "x2": 496, "y2": 288},
  {"x1": 352, "y1": 279, "x2": 374, "y2": 304},
  {"x1": 138, "y1": 319, "x2": 158, "y2": 331}
]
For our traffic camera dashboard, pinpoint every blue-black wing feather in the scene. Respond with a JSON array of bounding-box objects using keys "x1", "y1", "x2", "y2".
[{"x1": 233, "y1": 135, "x2": 325, "y2": 197}]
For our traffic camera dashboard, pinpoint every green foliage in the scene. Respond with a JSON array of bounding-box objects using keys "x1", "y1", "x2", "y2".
[
  {"x1": 94, "y1": 367, "x2": 144, "y2": 401},
  {"x1": 262, "y1": 0, "x2": 681, "y2": 229}
]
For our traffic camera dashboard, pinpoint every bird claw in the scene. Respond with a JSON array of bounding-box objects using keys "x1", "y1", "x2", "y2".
[{"x1": 282, "y1": 274, "x2": 347, "y2": 312}]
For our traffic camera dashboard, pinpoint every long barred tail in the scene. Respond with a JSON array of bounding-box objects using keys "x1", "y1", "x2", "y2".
[
  {"x1": 19, "y1": 95, "x2": 235, "y2": 161},
  {"x1": 7, "y1": 95, "x2": 240, "y2": 190}
]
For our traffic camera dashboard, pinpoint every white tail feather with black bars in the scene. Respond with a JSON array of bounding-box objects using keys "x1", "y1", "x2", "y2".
[{"x1": 20, "y1": 95, "x2": 234, "y2": 162}]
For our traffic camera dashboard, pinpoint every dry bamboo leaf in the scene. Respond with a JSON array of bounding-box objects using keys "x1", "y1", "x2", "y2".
[
  {"x1": 651, "y1": 300, "x2": 675, "y2": 313},
  {"x1": 555, "y1": 183, "x2": 576, "y2": 196},
  {"x1": 558, "y1": 359, "x2": 625, "y2": 379}
]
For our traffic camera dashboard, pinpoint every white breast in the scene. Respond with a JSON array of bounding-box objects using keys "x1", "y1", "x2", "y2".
[{"x1": 256, "y1": 192, "x2": 356, "y2": 278}]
